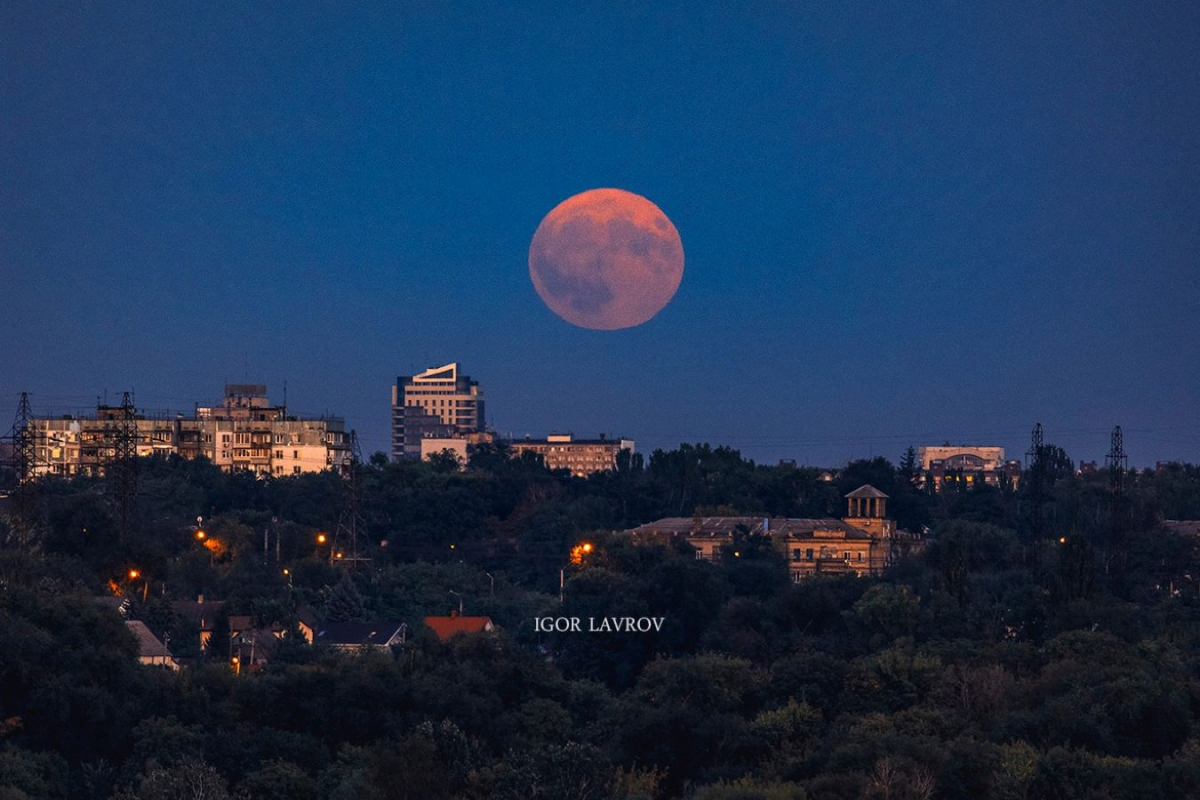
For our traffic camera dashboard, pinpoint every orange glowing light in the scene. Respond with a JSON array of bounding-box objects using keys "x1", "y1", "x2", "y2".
[
  {"x1": 128, "y1": 569, "x2": 140, "y2": 580},
  {"x1": 569, "y1": 542, "x2": 596, "y2": 565},
  {"x1": 317, "y1": 533, "x2": 328, "y2": 545},
  {"x1": 195, "y1": 530, "x2": 206, "y2": 540}
]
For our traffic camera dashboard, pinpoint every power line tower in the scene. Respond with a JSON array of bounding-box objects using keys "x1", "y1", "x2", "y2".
[
  {"x1": 5, "y1": 393, "x2": 40, "y2": 550},
  {"x1": 1106, "y1": 425, "x2": 1127, "y2": 496},
  {"x1": 1024, "y1": 422, "x2": 1045, "y2": 541},
  {"x1": 1105, "y1": 425, "x2": 1129, "y2": 577},
  {"x1": 331, "y1": 430, "x2": 369, "y2": 567},
  {"x1": 107, "y1": 392, "x2": 139, "y2": 539}
]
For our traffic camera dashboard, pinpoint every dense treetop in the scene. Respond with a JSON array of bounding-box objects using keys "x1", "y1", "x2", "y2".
[{"x1": 1, "y1": 444, "x2": 1199, "y2": 799}]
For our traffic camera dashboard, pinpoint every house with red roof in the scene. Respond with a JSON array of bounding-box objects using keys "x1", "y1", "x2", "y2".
[{"x1": 424, "y1": 610, "x2": 495, "y2": 641}]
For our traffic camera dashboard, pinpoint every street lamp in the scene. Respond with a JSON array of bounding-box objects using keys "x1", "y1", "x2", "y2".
[
  {"x1": 127, "y1": 569, "x2": 148, "y2": 601},
  {"x1": 562, "y1": 542, "x2": 597, "y2": 604}
]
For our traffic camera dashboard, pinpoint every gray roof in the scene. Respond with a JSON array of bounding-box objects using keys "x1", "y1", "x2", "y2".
[
  {"x1": 126, "y1": 620, "x2": 173, "y2": 658},
  {"x1": 316, "y1": 621, "x2": 404, "y2": 647},
  {"x1": 631, "y1": 517, "x2": 872, "y2": 540},
  {"x1": 845, "y1": 484, "x2": 889, "y2": 499}
]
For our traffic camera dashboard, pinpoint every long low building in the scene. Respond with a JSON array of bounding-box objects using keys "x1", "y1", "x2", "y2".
[
  {"x1": 29, "y1": 384, "x2": 350, "y2": 479},
  {"x1": 631, "y1": 485, "x2": 920, "y2": 580},
  {"x1": 917, "y1": 445, "x2": 1022, "y2": 491},
  {"x1": 503, "y1": 432, "x2": 635, "y2": 477}
]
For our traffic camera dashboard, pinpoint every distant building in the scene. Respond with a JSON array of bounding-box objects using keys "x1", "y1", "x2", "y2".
[
  {"x1": 392, "y1": 363, "x2": 485, "y2": 460},
  {"x1": 419, "y1": 431, "x2": 496, "y2": 468},
  {"x1": 29, "y1": 385, "x2": 350, "y2": 479},
  {"x1": 125, "y1": 620, "x2": 179, "y2": 670},
  {"x1": 172, "y1": 597, "x2": 224, "y2": 650},
  {"x1": 917, "y1": 445, "x2": 1021, "y2": 491},
  {"x1": 631, "y1": 485, "x2": 920, "y2": 580},
  {"x1": 504, "y1": 432, "x2": 635, "y2": 477},
  {"x1": 424, "y1": 611, "x2": 495, "y2": 641}
]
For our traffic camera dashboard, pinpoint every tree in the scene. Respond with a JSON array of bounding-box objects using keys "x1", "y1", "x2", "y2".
[
  {"x1": 325, "y1": 572, "x2": 366, "y2": 622},
  {"x1": 900, "y1": 447, "x2": 920, "y2": 487}
]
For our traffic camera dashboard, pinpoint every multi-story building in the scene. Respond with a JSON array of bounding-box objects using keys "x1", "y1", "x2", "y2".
[
  {"x1": 30, "y1": 385, "x2": 350, "y2": 478},
  {"x1": 419, "y1": 431, "x2": 496, "y2": 468},
  {"x1": 631, "y1": 485, "x2": 915, "y2": 580},
  {"x1": 504, "y1": 432, "x2": 635, "y2": 478},
  {"x1": 917, "y1": 445, "x2": 1021, "y2": 491},
  {"x1": 391, "y1": 363, "x2": 484, "y2": 460}
]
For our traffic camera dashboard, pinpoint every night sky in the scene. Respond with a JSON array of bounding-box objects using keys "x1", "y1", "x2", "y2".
[{"x1": 3, "y1": 3, "x2": 1199, "y2": 466}]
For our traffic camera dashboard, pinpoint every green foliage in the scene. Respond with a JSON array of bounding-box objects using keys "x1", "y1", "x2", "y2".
[{"x1": 2, "y1": 448, "x2": 1200, "y2": 799}]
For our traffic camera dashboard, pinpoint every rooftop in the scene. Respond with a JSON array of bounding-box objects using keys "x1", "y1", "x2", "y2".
[
  {"x1": 845, "y1": 484, "x2": 889, "y2": 499},
  {"x1": 316, "y1": 620, "x2": 405, "y2": 647},
  {"x1": 631, "y1": 517, "x2": 872, "y2": 540},
  {"x1": 424, "y1": 614, "x2": 495, "y2": 641},
  {"x1": 125, "y1": 620, "x2": 172, "y2": 659}
]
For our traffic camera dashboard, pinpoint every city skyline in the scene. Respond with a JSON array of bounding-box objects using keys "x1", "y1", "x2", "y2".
[
  {"x1": 4, "y1": 4, "x2": 1199, "y2": 468},
  {"x1": 0, "y1": 374, "x2": 1181, "y2": 471}
]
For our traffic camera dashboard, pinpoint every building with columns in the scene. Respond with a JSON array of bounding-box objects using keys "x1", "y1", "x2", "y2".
[{"x1": 630, "y1": 485, "x2": 917, "y2": 580}]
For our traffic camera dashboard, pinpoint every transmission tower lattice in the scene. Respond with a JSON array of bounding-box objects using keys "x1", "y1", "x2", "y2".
[
  {"x1": 1106, "y1": 425, "x2": 1128, "y2": 496},
  {"x1": 331, "y1": 430, "x2": 370, "y2": 566},
  {"x1": 5, "y1": 392, "x2": 40, "y2": 550},
  {"x1": 1025, "y1": 422, "x2": 1046, "y2": 540},
  {"x1": 107, "y1": 392, "x2": 139, "y2": 539}
]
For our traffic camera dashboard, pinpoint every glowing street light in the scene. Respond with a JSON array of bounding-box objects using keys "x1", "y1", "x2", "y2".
[
  {"x1": 128, "y1": 569, "x2": 140, "y2": 580},
  {"x1": 195, "y1": 530, "x2": 207, "y2": 541},
  {"x1": 316, "y1": 532, "x2": 328, "y2": 545}
]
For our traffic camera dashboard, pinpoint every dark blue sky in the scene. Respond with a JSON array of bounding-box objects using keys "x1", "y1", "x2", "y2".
[{"x1": 3, "y1": 3, "x2": 1199, "y2": 466}]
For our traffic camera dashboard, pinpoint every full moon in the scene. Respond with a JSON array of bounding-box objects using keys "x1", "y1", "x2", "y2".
[{"x1": 529, "y1": 188, "x2": 684, "y2": 330}]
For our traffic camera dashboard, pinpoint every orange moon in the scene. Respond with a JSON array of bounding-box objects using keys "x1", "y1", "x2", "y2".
[{"x1": 529, "y1": 188, "x2": 684, "y2": 330}]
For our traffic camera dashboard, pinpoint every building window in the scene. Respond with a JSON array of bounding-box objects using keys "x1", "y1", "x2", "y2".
[{"x1": 806, "y1": 548, "x2": 814, "y2": 560}]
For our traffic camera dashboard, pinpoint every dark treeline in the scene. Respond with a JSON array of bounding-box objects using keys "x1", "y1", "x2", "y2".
[{"x1": 1, "y1": 444, "x2": 1200, "y2": 799}]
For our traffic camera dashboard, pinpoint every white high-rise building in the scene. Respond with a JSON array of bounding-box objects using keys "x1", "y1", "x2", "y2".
[{"x1": 391, "y1": 363, "x2": 485, "y2": 460}]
